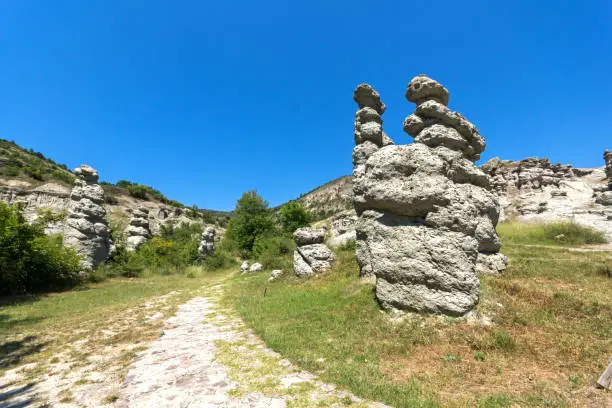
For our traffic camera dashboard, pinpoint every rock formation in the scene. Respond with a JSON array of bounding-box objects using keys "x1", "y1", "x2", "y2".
[
  {"x1": 482, "y1": 157, "x2": 575, "y2": 194},
  {"x1": 352, "y1": 75, "x2": 507, "y2": 317},
  {"x1": 293, "y1": 227, "x2": 334, "y2": 276},
  {"x1": 63, "y1": 165, "x2": 112, "y2": 269},
  {"x1": 327, "y1": 209, "x2": 357, "y2": 248},
  {"x1": 198, "y1": 226, "x2": 216, "y2": 259},
  {"x1": 595, "y1": 150, "x2": 612, "y2": 206},
  {"x1": 240, "y1": 260, "x2": 249, "y2": 273},
  {"x1": 605, "y1": 150, "x2": 612, "y2": 180},
  {"x1": 126, "y1": 207, "x2": 152, "y2": 251}
]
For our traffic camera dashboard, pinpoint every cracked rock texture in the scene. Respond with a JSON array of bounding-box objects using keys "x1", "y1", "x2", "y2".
[
  {"x1": 126, "y1": 207, "x2": 152, "y2": 251},
  {"x1": 199, "y1": 226, "x2": 216, "y2": 259},
  {"x1": 293, "y1": 227, "x2": 334, "y2": 276},
  {"x1": 352, "y1": 76, "x2": 506, "y2": 317},
  {"x1": 63, "y1": 165, "x2": 112, "y2": 269}
]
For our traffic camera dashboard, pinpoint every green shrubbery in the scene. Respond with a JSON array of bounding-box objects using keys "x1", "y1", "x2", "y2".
[
  {"x1": 279, "y1": 201, "x2": 311, "y2": 233},
  {"x1": 0, "y1": 202, "x2": 81, "y2": 295}
]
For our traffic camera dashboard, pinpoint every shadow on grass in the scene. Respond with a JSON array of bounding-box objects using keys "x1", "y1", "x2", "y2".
[
  {"x1": 0, "y1": 382, "x2": 37, "y2": 407},
  {"x1": 0, "y1": 335, "x2": 49, "y2": 370},
  {"x1": 0, "y1": 294, "x2": 41, "y2": 308}
]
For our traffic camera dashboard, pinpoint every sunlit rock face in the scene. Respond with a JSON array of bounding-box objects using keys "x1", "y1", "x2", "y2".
[
  {"x1": 351, "y1": 76, "x2": 506, "y2": 317},
  {"x1": 63, "y1": 165, "x2": 112, "y2": 270}
]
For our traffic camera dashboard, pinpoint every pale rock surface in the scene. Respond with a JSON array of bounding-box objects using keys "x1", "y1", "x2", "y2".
[
  {"x1": 293, "y1": 227, "x2": 335, "y2": 276},
  {"x1": 126, "y1": 207, "x2": 152, "y2": 251},
  {"x1": 63, "y1": 165, "x2": 112, "y2": 269},
  {"x1": 198, "y1": 226, "x2": 216, "y2": 258},
  {"x1": 352, "y1": 76, "x2": 506, "y2": 316},
  {"x1": 249, "y1": 262, "x2": 263, "y2": 272},
  {"x1": 269, "y1": 269, "x2": 283, "y2": 281},
  {"x1": 240, "y1": 260, "x2": 249, "y2": 273},
  {"x1": 604, "y1": 150, "x2": 612, "y2": 180},
  {"x1": 328, "y1": 210, "x2": 358, "y2": 248}
]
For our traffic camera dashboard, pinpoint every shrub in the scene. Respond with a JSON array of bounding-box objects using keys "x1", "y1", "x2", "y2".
[
  {"x1": 224, "y1": 191, "x2": 277, "y2": 256},
  {"x1": 3, "y1": 165, "x2": 19, "y2": 177},
  {"x1": 51, "y1": 169, "x2": 75, "y2": 184},
  {"x1": 252, "y1": 235, "x2": 295, "y2": 270},
  {"x1": 203, "y1": 250, "x2": 237, "y2": 270},
  {"x1": 0, "y1": 202, "x2": 81, "y2": 295},
  {"x1": 279, "y1": 201, "x2": 312, "y2": 233}
]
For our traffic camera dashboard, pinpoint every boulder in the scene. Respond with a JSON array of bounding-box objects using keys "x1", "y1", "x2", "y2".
[
  {"x1": 249, "y1": 263, "x2": 263, "y2": 273},
  {"x1": 293, "y1": 228, "x2": 335, "y2": 277},
  {"x1": 293, "y1": 227, "x2": 325, "y2": 245},
  {"x1": 240, "y1": 260, "x2": 249, "y2": 273},
  {"x1": 126, "y1": 207, "x2": 151, "y2": 251},
  {"x1": 269, "y1": 270, "x2": 283, "y2": 281}
]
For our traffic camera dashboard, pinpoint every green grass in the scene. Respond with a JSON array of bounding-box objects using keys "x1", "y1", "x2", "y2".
[
  {"x1": 223, "y1": 227, "x2": 612, "y2": 407},
  {"x1": 497, "y1": 221, "x2": 607, "y2": 246}
]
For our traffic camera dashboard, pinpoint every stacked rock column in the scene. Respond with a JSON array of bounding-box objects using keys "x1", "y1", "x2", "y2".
[
  {"x1": 292, "y1": 227, "x2": 335, "y2": 277},
  {"x1": 126, "y1": 207, "x2": 152, "y2": 251},
  {"x1": 198, "y1": 226, "x2": 216, "y2": 259},
  {"x1": 63, "y1": 165, "x2": 112, "y2": 270},
  {"x1": 604, "y1": 150, "x2": 612, "y2": 181},
  {"x1": 352, "y1": 75, "x2": 507, "y2": 316},
  {"x1": 352, "y1": 84, "x2": 391, "y2": 276}
]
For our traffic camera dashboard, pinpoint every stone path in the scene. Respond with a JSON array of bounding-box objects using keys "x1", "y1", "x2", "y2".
[{"x1": 117, "y1": 287, "x2": 389, "y2": 408}]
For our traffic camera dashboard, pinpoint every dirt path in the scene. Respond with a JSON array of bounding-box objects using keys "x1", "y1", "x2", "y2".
[{"x1": 117, "y1": 286, "x2": 388, "y2": 408}]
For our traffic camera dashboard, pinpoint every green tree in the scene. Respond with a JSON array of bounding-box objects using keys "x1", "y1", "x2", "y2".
[
  {"x1": 279, "y1": 201, "x2": 312, "y2": 233},
  {"x1": 225, "y1": 191, "x2": 276, "y2": 255}
]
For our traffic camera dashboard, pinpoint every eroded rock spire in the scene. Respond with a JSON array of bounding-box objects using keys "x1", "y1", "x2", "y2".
[{"x1": 351, "y1": 76, "x2": 506, "y2": 316}]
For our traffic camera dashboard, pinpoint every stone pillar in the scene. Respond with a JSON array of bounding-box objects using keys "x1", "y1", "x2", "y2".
[
  {"x1": 64, "y1": 165, "x2": 112, "y2": 269},
  {"x1": 351, "y1": 75, "x2": 507, "y2": 317},
  {"x1": 604, "y1": 150, "x2": 612, "y2": 181},
  {"x1": 126, "y1": 207, "x2": 152, "y2": 251},
  {"x1": 198, "y1": 226, "x2": 216, "y2": 259}
]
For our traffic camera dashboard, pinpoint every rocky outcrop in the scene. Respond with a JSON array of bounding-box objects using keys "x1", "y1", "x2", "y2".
[
  {"x1": 604, "y1": 150, "x2": 612, "y2": 180},
  {"x1": 327, "y1": 209, "x2": 357, "y2": 248},
  {"x1": 293, "y1": 227, "x2": 334, "y2": 276},
  {"x1": 482, "y1": 157, "x2": 574, "y2": 194},
  {"x1": 352, "y1": 76, "x2": 507, "y2": 317},
  {"x1": 126, "y1": 207, "x2": 152, "y2": 251},
  {"x1": 63, "y1": 165, "x2": 112, "y2": 269},
  {"x1": 198, "y1": 226, "x2": 216, "y2": 259}
]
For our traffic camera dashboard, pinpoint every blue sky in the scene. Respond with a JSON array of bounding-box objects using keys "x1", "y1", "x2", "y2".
[{"x1": 1, "y1": 1, "x2": 611, "y2": 211}]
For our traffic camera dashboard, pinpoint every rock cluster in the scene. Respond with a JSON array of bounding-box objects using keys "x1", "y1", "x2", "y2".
[
  {"x1": 482, "y1": 157, "x2": 574, "y2": 193},
  {"x1": 126, "y1": 207, "x2": 152, "y2": 251},
  {"x1": 595, "y1": 150, "x2": 612, "y2": 206},
  {"x1": 293, "y1": 227, "x2": 334, "y2": 276},
  {"x1": 63, "y1": 165, "x2": 112, "y2": 269},
  {"x1": 198, "y1": 226, "x2": 216, "y2": 259},
  {"x1": 352, "y1": 75, "x2": 507, "y2": 317}
]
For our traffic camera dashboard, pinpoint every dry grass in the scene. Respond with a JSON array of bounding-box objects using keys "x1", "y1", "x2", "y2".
[{"x1": 223, "y1": 229, "x2": 612, "y2": 407}]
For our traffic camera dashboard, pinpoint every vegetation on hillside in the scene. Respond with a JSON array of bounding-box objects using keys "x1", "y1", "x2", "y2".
[
  {"x1": 0, "y1": 139, "x2": 75, "y2": 184},
  {"x1": 0, "y1": 202, "x2": 81, "y2": 295}
]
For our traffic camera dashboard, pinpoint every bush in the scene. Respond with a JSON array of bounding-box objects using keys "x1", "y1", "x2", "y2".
[
  {"x1": 3, "y1": 165, "x2": 19, "y2": 177},
  {"x1": 252, "y1": 235, "x2": 295, "y2": 270},
  {"x1": 51, "y1": 169, "x2": 75, "y2": 184},
  {"x1": 203, "y1": 250, "x2": 237, "y2": 270},
  {"x1": 0, "y1": 202, "x2": 81, "y2": 295},
  {"x1": 279, "y1": 201, "x2": 312, "y2": 233},
  {"x1": 224, "y1": 191, "x2": 277, "y2": 256}
]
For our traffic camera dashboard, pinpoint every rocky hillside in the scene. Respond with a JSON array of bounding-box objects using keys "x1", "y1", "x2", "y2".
[
  {"x1": 295, "y1": 175, "x2": 353, "y2": 219},
  {"x1": 0, "y1": 139, "x2": 230, "y2": 240},
  {"x1": 299, "y1": 156, "x2": 612, "y2": 242}
]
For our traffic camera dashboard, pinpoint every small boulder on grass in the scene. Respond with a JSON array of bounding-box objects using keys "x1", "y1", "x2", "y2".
[
  {"x1": 269, "y1": 270, "x2": 283, "y2": 281},
  {"x1": 240, "y1": 260, "x2": 249, "y2": 273},
  {"x1": 249, "y1": 263, "x2": 263, "y2": 273}
]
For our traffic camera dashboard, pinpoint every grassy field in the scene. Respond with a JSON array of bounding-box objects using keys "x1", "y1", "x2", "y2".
[{"x1": 223, "y1": 223, "x2": 612, "y2": 408}]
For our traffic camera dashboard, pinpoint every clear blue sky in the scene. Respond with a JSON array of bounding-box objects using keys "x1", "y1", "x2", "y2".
[{"x1": 1, "y1": 1, "x2": 611, "y2": 211}]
